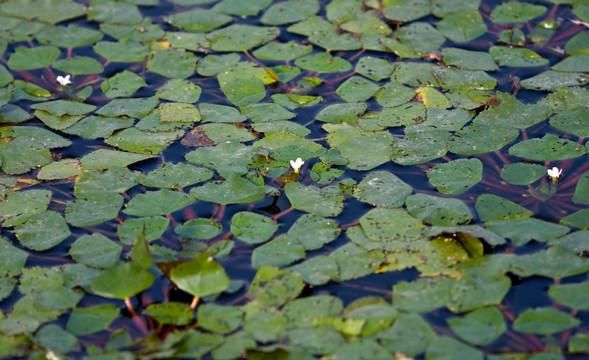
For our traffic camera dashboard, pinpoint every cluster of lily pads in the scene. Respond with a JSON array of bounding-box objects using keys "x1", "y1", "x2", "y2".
[{"x1": 1, "y1": 0, "x2": 589, "y2": 358}]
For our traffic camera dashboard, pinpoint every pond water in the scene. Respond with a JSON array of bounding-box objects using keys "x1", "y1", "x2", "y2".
[{"x1": 0, "y1": 0, "x2": 589, "y2": 359}]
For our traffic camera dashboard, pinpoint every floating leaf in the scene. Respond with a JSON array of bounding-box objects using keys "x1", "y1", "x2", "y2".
[
  {"x1": 490, "y1": 2, "x2": 547, "y2": 23},
  {"x1": 285, "y1": 182, "x2": 344, "y2": 217},
  {"x1": 509, "y1": 134, "x2": 587, "y2": 161},
  {"x1": 490, "y1": 46, "x2": 549, "y2": 67},
  {"x1": 90, "y1": 262, "x2": 155, "y2": 299},
  {"x1": 354, "y1": 170, "x2": 413, "y2": 208},
  {"x1": 69, "y1": 233, "x2": 122, "y2": 269},
  {"x1": 197, "y1": 304, "x2": 242, "y2": 334},
  {"x1": 101, "y1": 70, "x2": 146, "y2": 98},
  {"x1": 513, "y1": 307, "x2": 580, "y2": 335},
  {"x1": 66, "y1": 304, "x2": 119, "y2": 336},
  {"x1": 169, "y1": 254, "x2": 230, "y2": 297},
  {"x1": 124, "y1": 190, "x2": 194, "y2": 216},
  {"x1": 190, "y1": 175, "x2": 267, "y2": 205},
  {"x1": 207, "y1": 24, "x2": 279, "y2": 52},
  {"x1": 231, "y1": 212, "x2": 278, "y2": 244},
  {"x1": 14, "y1": 211, "x2": 70, "y2": 251},
  {"x1": 146, "y1": 302, "x2": 192, "y2": 326},
  {"x1": 7, "y1": 46, "x2": 60, "y2": 70},
  {"x1": 165, "y1": 9, "x2": 232, "y2": 32},
  {"x1": 486, "y1": 218, "x2": 570, "y2": 246},
  {"x1": 406, "y1": 194, "x2": 473, "y2": 226},
  {"x1": 175, "y1": 218, "x2": 222, "y2": 240},
  {"x1": 147, "y1": 49, "x2": 197, "y2": 79},
  {"x1": 427, "y1": 158, "x2": 483, "y2": 195},
  {"x1": 448, "y1": 307, "x2": 506, "y2": 346},
  {"x1": 426, "y1": 336, "x2": 484, "y2": 360}
]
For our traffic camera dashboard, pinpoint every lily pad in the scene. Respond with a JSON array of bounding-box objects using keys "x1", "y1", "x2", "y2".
[
  {"x1": 354, "y1": 170, "x2": 413, "y2": 208},
  {"x1": 285, "y1": 182, "x2": 344, "y2": 217},
  {"x1": 169, "y1": 254, "x2": 230, "y2": 297},
  {"x1": 90, "y1": 262, "x2": 154, "y2": 299},
  {"x1": 490, "y1": 2, "x2": 547, "y2": 24},
  {"x1": 509, "y1": 134, "x2": 587, "y2": 161},
  {"x1": 427, "y1": 158, "x2": 483, "y2": 195},
  {"x1": 124, "y1": 190, "x2": 194, "y2": 216},
  {"x1": 231, "y1": 212, "x2": 278, "y2": 244},
  {"x1": 14, "y1": 211, "x2": 70, "y2": 251},
  {"x1": 513, "y1": 307, "x2": 580, "y2": 335}
]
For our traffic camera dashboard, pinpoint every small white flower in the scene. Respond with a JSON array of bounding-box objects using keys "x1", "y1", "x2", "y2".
[
  {"x1": 547, "y1": 166, "x2": 562, "y2": 183},
  {"x1": 56, "y1": 74, "x2": 71, "y2": 86},
  {"x1": 289, "y1": 158, "x2": 305, "y2": 174},
  {"x1": 46, "y1": 350, "x2": 61, "y2": 360}
]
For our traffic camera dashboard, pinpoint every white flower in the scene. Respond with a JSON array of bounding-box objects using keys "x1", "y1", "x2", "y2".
[
  {"x1": 46, "y1": 350, "x2": 60, "y2": 360},
  {"x1": 547, "y1": 166, "x2": 562, "y2": 182},
  {"x1": 289, "y1": 158, "x2": 305, "y2": 174},
  {"x1": 56, "y1": 74, "x2": 71, "y2": 86}
]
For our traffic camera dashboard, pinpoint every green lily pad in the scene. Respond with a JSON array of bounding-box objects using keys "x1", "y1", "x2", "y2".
[
  {"x1": 354, "y1": 170, "x2": 413, "y2": 208},
  {"x1": 325, "y1": 123, "x2": 393, "y2": 170},
  {"x1": 549, "y1": 108, "x2": 589, "y2": 138},
  {"x1": 124, "y1": 189, "x2": 194, "y2": 216},
  {"x1": 66, "y1": 304, "x2": 119, "y2": 336},
  {"x1": 427, "y1": 158, "x2": 483, "y2": 195},
  {"x1": 295, "y1": 52, "x2": 352, "y2": 73},
  {"x1": 165, "y1": 9, "x2": 232, "y2": 32},
  {"x1": 190, "y1": 175, "x2": 267, "y2": 205},
  {"x1": 448, "y1": 307, "x2": 506, "y2": 346},
  {"x1": 513, "y1": 307, "x2": 580, "y2": 335},
  {"x1": 490, "y1": 2, "x2": 547, "y2": 24},
  {"x1": 392, "y1": 277, "x2": 453, "y2": 313},
  {"x1": 287, "y1": 214, "x2": 340, "y2": 251},
  {"x1": 406, "y1": 194, "x2": 473, "y2": 226},
  {"x1": 14, "y1": 211, "x2": 70, "y2": 251},
  {"x1": 377, "y1": 313, "x2": 436, "y2": 357},
  {"x1": 157, "y1": 79, "x2": 202, "y2": 103},
  {"x1": 426, "y1": 336, "x2": 484, "y2": 360},
  {"x1": 106, "y1": 128, "x2": 182, "y2": 155},
  {"x1": 199, "y1": 103, "x2": 245, "y2": 123},
  {"x1": 218, "y1": 64, "x2": 266, "y2": 107},
  {"x1": 490, "y1": 46, "x2": 549, "y2": 67},
  {"x1": 97, "y1": 97, "x2": 158, "y2": 118},
  {"x1": 449, "y1": 123, "x2": 519, "y2": 156},
  {"x1": 511, "y1": 246, "x2": 589, "y2": 279},
  {"x1": 231, "y1": 212, "x2": 278, "y2": 244},
  {"x1": 146, "y1": 302, "x2": 193, "y2": 326},
  {"x1": 253, "y1": 41, "x2": 313, "y2": 61},
  {"x1": 34, "y1": 324, "x2": 77, "y2": 354},
  {"x1": 7, "y1": 46, "x2": 60, "y2": 70},
  {"x1": 65, "y1": 194, "x2": 124, "y2": 227},
  {"x1": 87, "y1": 1, "x2": 142, "y2": 25},
  {"x1": 117, "y1": 216, "x2": 169, "y2": 245},
  {"x1": 476, "y1": 194, "x2": 533, "y2": 222},
  {"x1": 521, "y1": 71, "x2": 589, "y2": 91},
  {"x1": 197, "y1": 304, "x2": 242, "y2": 334},
  {"x1": 397, "y1": 22, "x2": 446, "y2": 54},
  {"x1": 261, "y1": 0, "x2": 318, "y2": 25},
  {"x1": 289, "y1": 255, "x2": 338, "y2": 286},
  {"x1": 355, "y1": 56, "x2": 394, "y2": 81},
  {"x1": 101, "y1": 70, "x2": 146, "y2": 98},
  {"x1": 509, "y1": 134, "x2": 587, "y2": 161},
  {"x1": 185, "y1": 142, "x2": 255, "y2": 176},
  {"x1": 359, "y1": 208, "x2": 424, "y2": 247},
  {"x1": 37, "y1": 159, "x2": 81, "y2": 180},
  {"x1": 0, "y1": 237, "x2": 28, "y2": 277},
  {"x1": 0, "y1": 189, "x2": 51, "y2": 227},
  {"x1": 207, "y1": 24, "x2": 279, "y2": 52},
  {"x1": 139, "y1": 163, "x2": 213, "y2": 189},
  {"x1": 437, "y1": 10, "x2": 487, "y2": 43},
  {"x1": 175, "y1": 218, "x2": 222, "y2": 240},
  {"x1": 147, "y1": 49, "x2": 197, "y2": 79},
  {"x1": 382, "y1": 0, "x2": 431, "y2": 22},
  {"x1": 285, "y1": 182, "x2": 344, "y2": 217},
  {"x1": 93, "y1": 41, "x2": 149, "y2": 63},
  {"x1": 251, "y1": 235, "x2": 306, "y2": 268},
  {"x1": 35, "y1": 24, "x2": 104, "y2": 48},
  {"x1": 486, "y1": 218, "x2": 570, "y2": 246},
  {"x1": 90, "y1": 262, "x2": 154, "y2": 299},
  {"x1": 69, "y1": 233, "x2": 122, "y2": 269},
  {"x1": 442, "y1": 46, "x2": 498, "y2": 70},
  {"x1": 336, "y1": 76, "x2": 380, "y2": 103},
  {"x1": 169, "y1": 254, "x2": 230, "y2": 297},
  {"x1": 549, "y1": 281, "x2": 589, "y2": 310},
  {"x1": 200, "y1": 54, "x2": 242, "y2": 76},
  {"x1": 500, "y1": 163, "x2": 547, "y2": 185}
]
